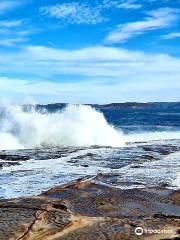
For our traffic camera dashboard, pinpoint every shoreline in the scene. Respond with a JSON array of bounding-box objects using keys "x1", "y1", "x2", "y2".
[{"x1": 0, "y1": 178, "x2": 179, "y2": 240}]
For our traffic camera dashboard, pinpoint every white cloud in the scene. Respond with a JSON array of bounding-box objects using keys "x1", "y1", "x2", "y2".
[
  {"x1": 0, "y1": 37, "x2": 28, "y2": 47},
  {"x1": 105, "y1": 7, "x2": 179, "y2": 43},
  {"x1": 40, "y1": 2, "x2": 105, "y2": 25},
  {"x1": 0, "y1": 19, "x2": 33, "y2": 47},
  {"x1": 0, "y1": 20, "x2": 23, "y2": 28},
  {"x1": 40, "y1": 1, "x2": 142, "y2": 25},
  {"x1": 0, "y1": 45, "x2": 180, "y2": 102},
  {"x1": 117, "y1": 2, "x2": 142, "y2": 9},
  {"x1": 1, "y1": 45, "x2": 180, "y2": 78},
  {"x1": 0, "y1": 74, "x2": 180, "y2": 103},
  {"x1": 0, "y1": 2, "x2": 30, "y2": 47},
  {"x1": 162, "y1": 32, "x2": 180, "y2": 39},
  {"x1": 0, "y1": 0, "x2": 23, "y2": 14},
  {"x1": 116, "y1": 0, "x2": 142, "y2": 9},
  {"x1": 102, "y1": 0, "x2": 142, "y2": 9}
]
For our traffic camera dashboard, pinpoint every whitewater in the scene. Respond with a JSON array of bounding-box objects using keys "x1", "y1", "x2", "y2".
[
  {"x1": 0, "y1": 104, "x2": 180, "y2": 150},
  {"x1": 0, "y1": 103, "x2": 180, "y2": 198},
  {"x1": 0, "y1": 104, "x2": 125, "y2": 150}
]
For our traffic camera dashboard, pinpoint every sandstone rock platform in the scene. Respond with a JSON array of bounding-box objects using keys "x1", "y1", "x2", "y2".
[{"x1": 0, "y1": 178, "x2": 179, "y2": 240}]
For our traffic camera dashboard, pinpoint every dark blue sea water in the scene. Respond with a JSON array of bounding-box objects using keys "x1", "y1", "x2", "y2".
[{"x1": 100, "y1": 105, "x2": 180, "y2": 133}]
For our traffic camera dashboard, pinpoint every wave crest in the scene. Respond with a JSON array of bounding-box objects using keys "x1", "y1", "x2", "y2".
[{"x1": 0, "y1": 104, "x2": 124, "y2": 150}]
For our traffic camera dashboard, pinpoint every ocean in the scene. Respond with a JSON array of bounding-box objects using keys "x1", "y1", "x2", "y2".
[{"x1": 0, "y1": 103, "x2": 180, "y2": 198}]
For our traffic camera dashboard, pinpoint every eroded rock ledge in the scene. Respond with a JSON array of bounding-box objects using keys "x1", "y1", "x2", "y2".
[{"x1": 0, "y1": 179, "x2": 179, "y2": 240}]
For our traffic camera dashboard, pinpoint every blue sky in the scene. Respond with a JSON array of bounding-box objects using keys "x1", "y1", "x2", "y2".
[{"x1": 0, "y1": 0, "x2": 180, "y2": 103}]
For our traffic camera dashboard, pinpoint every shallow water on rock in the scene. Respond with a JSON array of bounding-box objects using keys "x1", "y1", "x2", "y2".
[{"x1": 0, "y1": 139, "x2": 180, "y2": 198}]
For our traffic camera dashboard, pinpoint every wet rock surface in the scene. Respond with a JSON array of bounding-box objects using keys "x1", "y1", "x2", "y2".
[
  {"x1": 0, "y1": 179, "x2": 179, "y2": 240},
  {"x1": 0, "y1": 141, "x2": 179, "y2": 169},
  {"x1": 0, "y1": 154, "x2": 30, "y2": 169},
  {"x1": 0, "y1": 141, "x2": 179, "y2": 239},
  {"x1": 0, "y1": 140, "x2": 180, "y2": 198}
]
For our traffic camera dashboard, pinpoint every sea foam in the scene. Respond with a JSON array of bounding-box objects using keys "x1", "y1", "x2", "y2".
[
  {"x1": 126, "y1": 131, "x2": 180, "y2": 143},
  {"x1": 0, "y1": 104, "x2": 125, "y2": 150}
]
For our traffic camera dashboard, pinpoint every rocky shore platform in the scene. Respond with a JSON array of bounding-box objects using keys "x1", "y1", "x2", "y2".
[{"x1": 0, "y1": 178, "x2": 179, "y2": 240}]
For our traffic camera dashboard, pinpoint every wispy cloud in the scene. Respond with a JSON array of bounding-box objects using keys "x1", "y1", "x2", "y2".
[
  {"x1": 0, "y1": 37, "x2": 28, "y2": 47},
  {"x1": 0, "y1": 44, "x2": 180, "y2": 102},
  {"x1": 0, "y1": 44, "x2": 180, "y2": 81},
  {"x1": 0, "y1": 0, "x2": 23, "y2": 14},
  {"x1": 103, "y1": 0, "x2": 142, "y2": 9},
  {"x1": 162, "y1": 32, "x2": 180, "y2": 39},
  {"x1": 0, "y1": 19, "x2": 33, "y2": 47},
  {"x1": 40, "y1": 2, "x2": 105, "y2": 25},
  {"x1": 117, "y1": 2, "x2": 142, "y2": 9},
  {"x1": 40, "y1": 1, "x2": 143, "y2": 25},
  {"x1": 0, "y1": 19, "x2": 23, "y2": 28},
  {"x1": 105, "y1": 7, "x2": 179, "y2": 43},
  {"x1": 102, "y1": 0, "x2": 142, "y2": 9}
]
